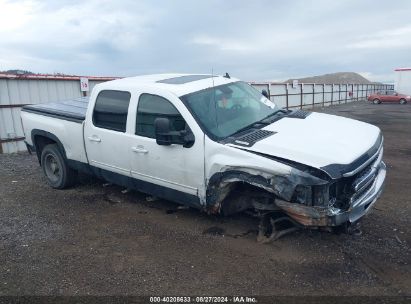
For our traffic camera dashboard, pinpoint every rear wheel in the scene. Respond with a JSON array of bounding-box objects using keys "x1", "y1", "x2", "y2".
[
  {"x1": 399, "y1": 98, "x2": 407, "y2": 105},
  {"x1": 41, "y1": 144, "x2": 76, "y2": 189},
  {"x1": 373, "y1": 99, "x2": 381, "y2": 104}
]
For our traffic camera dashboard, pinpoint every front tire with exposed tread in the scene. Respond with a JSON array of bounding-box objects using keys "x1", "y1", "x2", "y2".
[
  {"x1": 373, "y1": 99, "x2": 381, "y2": 104},
  {"x1": 399, "y1": 99, "x2": 407, "y2": 105},
  {"x1": 40, "y1": 144, "x2": 76, "y2": 189}
]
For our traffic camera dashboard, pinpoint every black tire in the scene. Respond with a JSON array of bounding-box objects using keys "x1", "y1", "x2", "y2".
[
  {"x1": 399, "y1": 99, "x2": 407, "y2": 105},
  {"x1": 40, "y1": 144, "x2": 76, "y2": 189},
  {"x1": 373, "y1": 99, "x2": 381, "y2": 104}
]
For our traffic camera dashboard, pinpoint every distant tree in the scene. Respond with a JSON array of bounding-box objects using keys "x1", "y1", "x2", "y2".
[{"x1": 1, "y1": 69, "x2": 34, "y2": 75}]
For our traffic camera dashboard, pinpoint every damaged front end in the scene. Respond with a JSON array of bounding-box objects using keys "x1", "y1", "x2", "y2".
[
  {"x1": 206, "y1": 139, "x2": 386, "y2": 239},
  {"x1": 275, "y1": 142, "x2": 386, "y2": 228}
]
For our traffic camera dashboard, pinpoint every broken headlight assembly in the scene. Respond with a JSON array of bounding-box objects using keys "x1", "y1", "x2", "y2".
[{"x1": 291, "y1": 184, "x2": 330, "y2": 207}]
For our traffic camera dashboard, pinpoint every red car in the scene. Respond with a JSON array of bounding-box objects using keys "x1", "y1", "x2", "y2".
[{"x1": 368, "y1": 90, "x2": 410, "y2": 104}]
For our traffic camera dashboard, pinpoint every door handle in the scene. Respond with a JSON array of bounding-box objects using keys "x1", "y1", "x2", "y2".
[
  {"x1": 131, "y1": 146, "x2": 148, "y2": 154},
  {"x1": 88, "y1": 136, "x2": 101, "y2": 142}
]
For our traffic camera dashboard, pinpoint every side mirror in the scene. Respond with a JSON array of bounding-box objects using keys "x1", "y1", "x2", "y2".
[
  {"x1": 154, "y1": 117, "x2": 195, "y2": 148},
  {"x1": 395, "y1": 92, "x2": 398, "y2": 96},
  {"x1": 154, "y1": 117, "x2": 172, "y2": 146},
  {"x1": 262, "y1": 89, "x2": 269, "y2": 99}
]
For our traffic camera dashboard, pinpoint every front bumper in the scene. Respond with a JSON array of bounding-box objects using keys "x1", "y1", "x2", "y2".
[{"x1": 275, "y1": 161, "x2": 386, "y2": 227}]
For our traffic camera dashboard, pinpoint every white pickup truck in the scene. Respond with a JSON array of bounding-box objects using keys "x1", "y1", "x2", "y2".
[{"x1": 21, "y1": 74, "x2": 386, "y2": 239}]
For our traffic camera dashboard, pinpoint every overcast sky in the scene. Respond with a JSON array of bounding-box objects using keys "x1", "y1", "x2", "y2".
[{"x1": 0, "y1": 0, "x2": 410, "y2": 82}]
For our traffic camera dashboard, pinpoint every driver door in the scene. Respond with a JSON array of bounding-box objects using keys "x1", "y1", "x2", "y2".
[{"x1": 128, "y1": 92, "x2": 204, "y2": 205}]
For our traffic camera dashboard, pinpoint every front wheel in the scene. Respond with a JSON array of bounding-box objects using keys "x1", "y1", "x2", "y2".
[
  {"x1": 399, "y1": 99, "x2": 407, "y2": 105},
  {"x1": 41, "y1": 144, "x2": 76, "y2": 189},
  {"x1": 373, "y1": 99, "x2": 381, "y2": 104}
]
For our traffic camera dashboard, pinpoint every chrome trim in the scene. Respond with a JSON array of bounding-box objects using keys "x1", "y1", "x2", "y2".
[
  {"x1": 348, "y1": 161, "x2": 386, "y2": 222},
  {"x1": 351, "y1": 161, "x2": 386, "y2": 209},
  {"x1": 353, "y1": 167, "x2": 377, "y2": 192},
  {"x1": 342, "y1": 138, "x2": 383, "y2": 177}
]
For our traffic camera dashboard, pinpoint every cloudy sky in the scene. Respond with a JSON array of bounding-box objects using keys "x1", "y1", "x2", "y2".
[{"x1": 0, "y1": 0, "x2": 410, "y2": 82}]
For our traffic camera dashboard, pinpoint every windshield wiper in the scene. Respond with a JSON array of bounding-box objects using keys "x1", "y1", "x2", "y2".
[
  {"x1": 228, "y1": 121, "x2": 267, "y2": 137},
  {"x1": 260, "y1": 108, "x2": 289, "y2": 123},
  {"x1": 228, "y1": 109, "x2": 289, "y2": 138}
]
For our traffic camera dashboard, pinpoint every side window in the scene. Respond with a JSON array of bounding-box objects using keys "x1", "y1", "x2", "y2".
[
  {"x1": 136, "y1": 94, "x2": 186, "y2": 138},
  {"x1": 93, "y1": 90, "x2": 131, "y2": 132}
]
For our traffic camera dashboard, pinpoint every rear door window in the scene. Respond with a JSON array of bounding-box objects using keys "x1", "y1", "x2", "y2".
[{"x1": 93, "y1": 90, "x2": 131, "y2": 132}]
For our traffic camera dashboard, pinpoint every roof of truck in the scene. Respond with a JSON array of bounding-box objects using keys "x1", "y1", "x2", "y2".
[{"x1": 96, "y1": 73, "x2": 238, "y2": 97}]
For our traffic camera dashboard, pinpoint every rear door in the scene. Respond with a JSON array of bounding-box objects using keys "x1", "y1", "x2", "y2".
[
  {"x1": 128, "y1": 91, "x2": 205, "y2": 205},
  {"x1": 84, "y1": 90, "x2": 133, "y2": 177}
]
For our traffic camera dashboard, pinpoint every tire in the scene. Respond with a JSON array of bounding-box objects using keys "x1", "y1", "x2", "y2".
[
  {"x1": 399, "y1": 99, "x2": 407, "y2": 105},
  {"x1": 373, "y1": 99, "x2": 381, "y2": 104},
  {"x1": 40, "y1": 144, "x2": 76, "y2": 189}
]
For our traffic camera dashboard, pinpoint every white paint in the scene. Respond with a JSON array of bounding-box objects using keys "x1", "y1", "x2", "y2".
[
  {"x1": 395, "y1": 69, "x2": 411, "y2": 95},
  {"x1": 240, "y1": 112, "x2": 380, "y2": 168}
]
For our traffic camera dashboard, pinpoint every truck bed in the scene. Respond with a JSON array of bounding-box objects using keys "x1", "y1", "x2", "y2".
[{"x1": 22, "y1": 97, "x2": 89, "y2": 123}]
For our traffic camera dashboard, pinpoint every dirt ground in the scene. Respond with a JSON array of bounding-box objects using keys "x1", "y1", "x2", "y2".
[{"x1": 0, "y1": 101, "x2": 410, "y2": 297}]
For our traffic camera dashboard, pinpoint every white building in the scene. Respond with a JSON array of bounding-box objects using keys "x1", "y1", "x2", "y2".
[{"x1": 394, "y1": 68, "x2": 411, "y2": 95}]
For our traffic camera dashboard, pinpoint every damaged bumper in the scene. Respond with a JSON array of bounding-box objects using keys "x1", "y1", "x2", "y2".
[{"x1": 275, "y1": 161, "x2": 386, "y2": 227}]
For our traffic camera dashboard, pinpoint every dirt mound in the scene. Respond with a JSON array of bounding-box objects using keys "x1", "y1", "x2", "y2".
[{"x1": 286, "y1": 72, "x2": 376, "y2": 84}]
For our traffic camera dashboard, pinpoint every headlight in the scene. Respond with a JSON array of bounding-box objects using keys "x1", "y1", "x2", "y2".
[
  {"x1": 292, "y1": 185, "x2": 312, "y2": 205},
  {"x1": 292, "y1": 184, "x2": 329, "y2": 206},
  {"x1": 312, "y1": 185, "x2": 329, "y2": 206}
]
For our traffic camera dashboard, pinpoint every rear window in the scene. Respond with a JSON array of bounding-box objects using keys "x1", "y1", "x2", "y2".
[{"x1": 93, "y1": 90, "x2": 131, "y2": 132}]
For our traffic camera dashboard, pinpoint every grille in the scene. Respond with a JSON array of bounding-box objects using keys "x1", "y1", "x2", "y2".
[
  {"x1": 287, "y1": 110, "x2": 312, "y2": 119},
  {"x1": 350, "y1": 163, "x2": 378, "y2": 206},
  {"x1": 350, "y1": 179, "x2": 375, "y2": 206},
  {"x1": 233, "y1": 130, "x2": 276, "y2": 147}
]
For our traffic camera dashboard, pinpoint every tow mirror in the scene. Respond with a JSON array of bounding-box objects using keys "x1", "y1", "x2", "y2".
[
  {"x1": 154, "y1": 118, "x2": 172, "y2": 146},
  {"x1": 154, "y1": 117, "x2": 195, "y2": 148}
]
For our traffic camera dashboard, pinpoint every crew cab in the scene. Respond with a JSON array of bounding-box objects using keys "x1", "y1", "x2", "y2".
[
  {"x1": 21, "y1": 74, "x2": 386, "y2": 238},
  {"x1": 368, "y1": 90, "x2": 410, "y2": 104}
]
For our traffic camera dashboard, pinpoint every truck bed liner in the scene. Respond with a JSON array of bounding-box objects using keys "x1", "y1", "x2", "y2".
[{"x1": 21, "y1": 97, "x2": 89, "y2": 123}]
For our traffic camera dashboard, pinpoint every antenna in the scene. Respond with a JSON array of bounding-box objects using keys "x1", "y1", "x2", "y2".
[
  {"x1": 211, "y1": 68, "x2": 219, "y2": 128},
  {"x1": 211, "y1": 67, "x2": 215, "y2": 87}
]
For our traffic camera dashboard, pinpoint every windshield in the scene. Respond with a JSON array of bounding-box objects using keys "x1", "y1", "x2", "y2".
[{"x1": 180, "y1": 81, "x2": 279, "y2": 139}]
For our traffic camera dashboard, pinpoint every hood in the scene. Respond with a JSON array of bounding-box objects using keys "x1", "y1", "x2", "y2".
[{"x1": 230, "y1": 112, "x2": 381, "y2": 176}]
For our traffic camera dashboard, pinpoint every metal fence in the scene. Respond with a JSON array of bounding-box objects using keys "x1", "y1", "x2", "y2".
[
  {"x1": 250, "y1": 82, "x2": 393, "y2": 109},
  {"x1": 0, "y1": 74, "x2": 394, "y2": 153}
]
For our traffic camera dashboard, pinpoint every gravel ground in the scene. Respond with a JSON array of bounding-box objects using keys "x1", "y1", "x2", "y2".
[{"x1": 0, "y1": 101, "x2": 410, "y2": 296}]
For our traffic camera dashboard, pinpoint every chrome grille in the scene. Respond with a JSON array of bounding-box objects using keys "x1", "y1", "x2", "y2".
[{"x1": 349, "y1": 148, "x2": 383, "y2": 207}]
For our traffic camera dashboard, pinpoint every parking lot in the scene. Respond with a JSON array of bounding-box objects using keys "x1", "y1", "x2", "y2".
[{"x1": 0, "y1": 101, "x2": 410, "y2": 296}]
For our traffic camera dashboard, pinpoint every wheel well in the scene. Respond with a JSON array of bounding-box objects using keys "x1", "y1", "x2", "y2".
[
  {"x1": 33, "y1": 135, "x2": 56, "y2": 163},
  {"x1": 219, "y1": 182, "x2": 276, "y2": 215},
  {"x1": 31, "y1": 129, "x2": 68, "y2": 164},
  {"x1": 34, "y1": 135, "x2": 55, "y2": 152}
]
